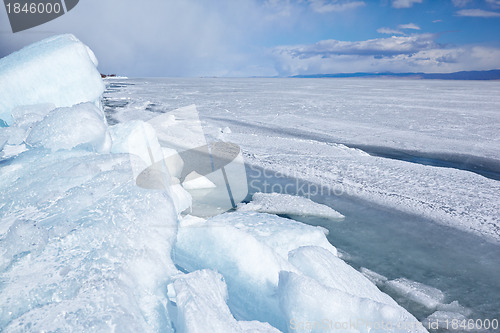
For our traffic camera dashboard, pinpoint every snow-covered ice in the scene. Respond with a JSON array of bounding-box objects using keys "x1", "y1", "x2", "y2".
[
  {"x1": 174, "y1": 212, "x2": 426, "y2": 332},
  {"x1": 107, "y1": 119, "x2": 194, "y2": 214},
  {"x1": 0, "y1": 35, "x2": 185, "y2": 332},
  {"x1": 359, "y1": 268, "x2": 473, "y2": 328},
  {"x1": 279, "y1": 271, "x2": 427, "y2": 333},
  {"x1": 108, "y1": 120, "x2": 165, "y2": 182},
  {"x1": 0, "y1": 149, "x2": 182, "y2": 331},
  {"x1": 288, "y1": 246, "x2": 396, "y2": 306},
  {"x1": 167, "y1": 269, "x2": 280, "y2": 333},
  {"x1": 26, "y1": 102, "x2": 111, "y2": 153},
  {"x1": 238, "y1": 192, "x2": 344, "y2": 220},
  {"x1": 0, "y1": 34, "x2": 104, "y2": 125},
  {"x1": 174, "y1": 212, "x2": 328, "y2": 330},
  {"x1": 385, "y1": 278, "x2": 447, "y2": 311},
  {"x1": 360, "y1": 266, "x2": 389, "y2": 287}
]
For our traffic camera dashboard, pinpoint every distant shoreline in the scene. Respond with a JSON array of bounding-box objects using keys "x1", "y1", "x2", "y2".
[{"x1": 291, "y1": 69, "x2": 500, "y2": 80}]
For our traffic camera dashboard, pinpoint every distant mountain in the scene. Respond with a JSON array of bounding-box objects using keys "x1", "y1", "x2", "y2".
[{"x1": 291, "y1": 69, "x2": 500, "y2": 80}]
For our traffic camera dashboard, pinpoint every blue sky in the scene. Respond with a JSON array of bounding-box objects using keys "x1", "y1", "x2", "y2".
[{"x1": 1, "y1": 0, "x2": 500, "y2": 76}]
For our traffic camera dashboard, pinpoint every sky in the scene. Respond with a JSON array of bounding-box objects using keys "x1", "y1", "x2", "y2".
[{"x1": 1, "y1": 0, "x2": 500, "y2": 77}]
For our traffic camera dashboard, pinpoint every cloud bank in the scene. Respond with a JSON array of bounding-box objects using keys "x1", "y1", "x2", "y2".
[{"x1": 273, "y1": 34, "x2": 500, "y2": 75}]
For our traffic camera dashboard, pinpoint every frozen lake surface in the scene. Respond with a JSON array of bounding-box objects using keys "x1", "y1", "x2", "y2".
[
  {"x1": 104, "y1": 77, "x2": 500, "y2": 331},
  {"x1": 106, "y1": 77, "x2": 500, "y2": 162},
  {"x1": 105, "y1": 77, "x2": 500, "y2": 242}
]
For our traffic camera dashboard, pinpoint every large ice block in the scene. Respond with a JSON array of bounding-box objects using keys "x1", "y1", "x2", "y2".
[{"x1": 0, "y1": 34, "x2": 105, "y2": 125}]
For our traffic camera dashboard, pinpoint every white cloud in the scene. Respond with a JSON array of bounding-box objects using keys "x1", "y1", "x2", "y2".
[
  {"x1": 377, "y1": 27, "x2": 404, "y2": 35},
  {"x1": 451, "y1": 0, "x2": 472, "y2": 7},
  {"x1": 432, "y1": 19, "x2": 443, "y2": 23},
  {"x1": 391, "y1": 0, "x2": 423, "y2": 9},
  {"x1": 378, "y1": 23, "x2": 420, "y2": 35},
  {"x1": 398, "y1": 23, "x2": 421, "y2": 29},
  {"x1": 307, "y1": 0, "x2": 366, "y2": 13},
  {"x1": 274, "y1": 34, "x2": 437, "y2": 58},
  {"x1": 456, "y1": 8, "x2": 500, "y2": 17},
  {"x1": 272, "y1": 34, "x2": 500, "y2": 75},
  {"x1": 486, "y1": 0, "x2": 500, "y2": 8}
]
